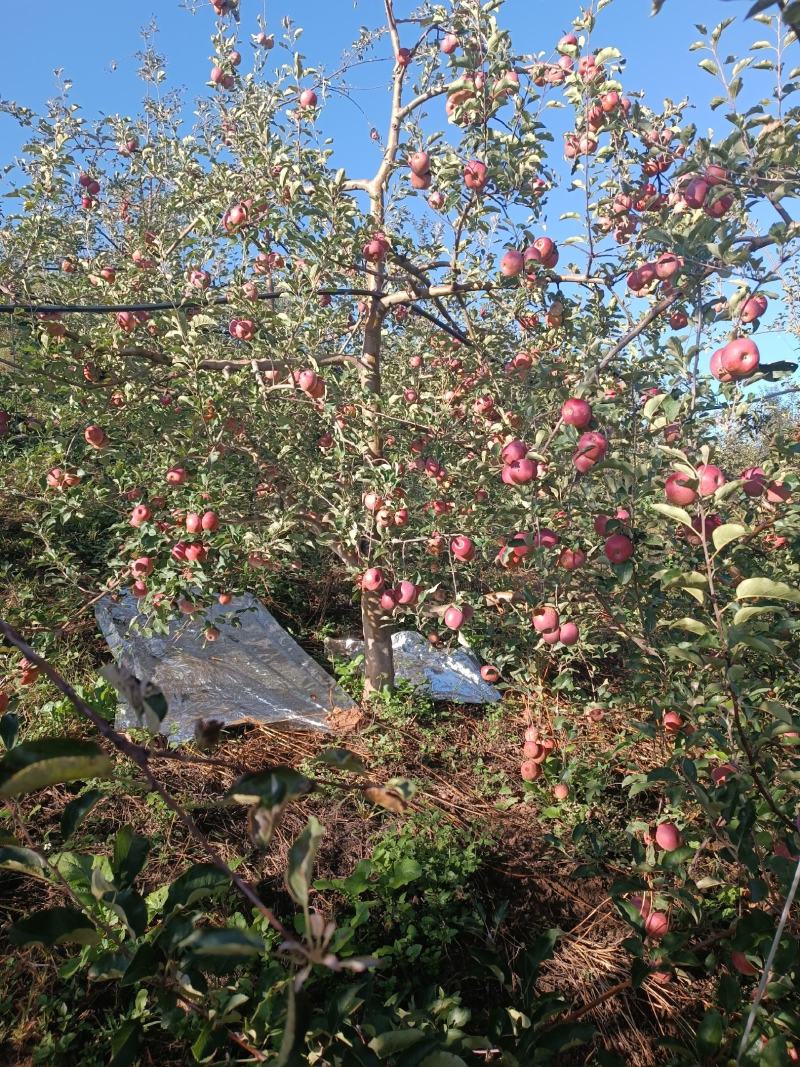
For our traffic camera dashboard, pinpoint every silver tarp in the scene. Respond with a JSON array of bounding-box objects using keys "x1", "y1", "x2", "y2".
[{"x1": 95, "y1": 593, "x2": 355, "y2": 741}]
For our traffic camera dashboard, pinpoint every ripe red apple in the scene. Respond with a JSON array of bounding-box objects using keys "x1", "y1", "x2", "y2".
[
  {"x1": 711, "y1": 762, "x2": 737, "y2": 786},
  {"x1": 553, "y1": 783, "x2": 569, "y2": 800},
  {"x1": 506, "y1": 458, "x2": 536, "y2": 484},
  {"x1": 662, "y1": 710, "x2": 685, "y2": 734},
  {"x1": 533, "y1": 605, "x2": 559, "y2": 633},
  {"x1": 428, "y1": 190, "x2": 445, "y2": 209},
  {"x1": 0, "y1": 690, "x2": 9, "y2": 713},
  {"x1": 409, "y1": 151, "x2": 430, "y2": 176},
  {"x1": 396, "y1": 47, "x2": 412, "y2": 67},
  {"x1": 394, "y1": 580, "x2": 418, "y2": 606},
  {"x1": 184, "y1": 543, "x2": 207, "y2": 563},
  {"x1": 654, "y1": 252, "x2": 682, "y2": 280},
  {"x1": 665, "y1": 470, "x2": 698, "y2": 505},
  {"x1": 654, "y1": 822, "x2": 682, "y2": 851},
  {"x1": 766, "y1": 480, "x2": 790, "y2": 504},
  {"x1": 186, "y1": 512, "x2": 202, "y2": 534},
  {"x1": 201, "y1": 511, "x2": 219, "y2": 532},
  {"x1": 84, "y1": 425, "x2": 107, "y2": 449},
  {"x1": 520, "y1": 759, "x2": 542, "y2": 782},
  {"x1": 573, "y1": 430, "x2": 607, "y2": 472},
  {"x1": 561, "y1": 397, "x2": 592, "y2": 428},
  {"x1": 697, "y1": 463, "x2": 726, "y2": 496},
  {"x1": 130, "y1": 504, "x2": 152, "y2": 527},
  {"x1": 558, "y1": 621, "x2": 579, "y2": 646},
  {"x1": 720, "y1": 337, "x2": 759, "y2": 379},
  {"x1": 741, "y1": 294, "x2": 767, "y2": 323},
  {"x1": 741, "y1": 467, "x2": 767, "y2": 497},
  {"x1": 480, "y1": 665, "x2": 500, "y2": 683},
  {"x1": 299, "y1": 88, "x2": 318, "y2": 108},
  {"x1": 166, "y1": 466, "x2": 188, "y2": 486},
  {"x1": 500, "y1": 249, "x2": 524, "y2": 277},
  {"x1": 131, "y1": 556, "x2": 154, "y2": 578},
  {"x1": 463, "y1": 160, "x2": 489, "y2": 192},
  {"x1": 218, "y1": 592, "x2": 233, "y2": 605},
  {"x1": 441, "y1": 33, "x2": 459, "y2": 54},
  {"x1": 131, "y1": 580, "x2": 148, "y2": 598},
  {"x1": 450, "y1": 535, "x2": 476, "y2": 562},
  {"x1": 604, "y1": 533, "x2": 633, "y2": 564},
  {"x1": 558, "y1": 547, "x2": 586, "y2": 571},
  {"x1": 444, "y1": 603, "x2": 473, "y2": 630},
  {"x1": 363, "y1": 491, "x2": 384, "y2": 512},
  {"x1": 361, "y1": 567, "x2": 385, "y2": 592},
  {"x1": 379, "y1": 589, "x2": 399, "y2": 612},
  {"x1": 670, "y1": 310, "x2": 688, "y2": 329},
  {"x1": 705, "y1": 193, "x2": 733, "y2": 218},
  {"x1": 501, "y1": 440, "x2": 527, "y2": 463},
  {"x1": 644, "y1": 911, "x2": 670, "y2": 940},
  {"x1": 683, "y1": 177, "x2": 708, "y2": 208},
  {"x1": 731, "y1": 951, "x2": 759, "y2": 977}
]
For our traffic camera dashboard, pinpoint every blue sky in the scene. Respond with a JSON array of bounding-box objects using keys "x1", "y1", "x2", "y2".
[
  {"x1": 2, "y1": 1, "x2": 796, "y2": 373},
  {"x1": 2, "y1": 0, "x2": 775, "y2": 169}
]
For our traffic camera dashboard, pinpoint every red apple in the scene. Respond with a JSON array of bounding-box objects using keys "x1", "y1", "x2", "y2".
[
  {"x1": 520, "y1": 759, "x2": 542, "y2": 781},
  {"x1": 558, "y1": 547, "x2": 586, "y2": 570},
  {"x1": 409, "y1": 151, "x2": 430, "y2": 176},
  {"x1": 604, "y1": 533, "x2": 634, "y2": 564},
  {"x1": 553, "y1": 783, "x2": 569, "y2": 800},
  {"x1": 558, "y1": 621, "x2": 579, "y2": 646},
  {"x1": 741, "y1": 294, "x2": 768, "y2": 323},
  {"x1": 361, "y1": 567, "x2": 385, "y2": 592},
  {"x1": 561, "y1": 397, "x2": 592, "y2": 428},
  {"x1": 533, "y1": 605, "x2": 560, "y2": 633},
  {"x1": 721, "y1": 337, "x2": 759, "y2": 379},
  {"x1": 450, "y1": 535, "x2": 476, "y2": 562},
  {"x1": 665, "y1": 470, "x2": 698, "y2": 505},
  {"x1": 131, "y1": 556, "x2": 154, "y2": 578},
  {"x1": 441, "y1": 33, "x2": 458, "y2": 54},
  {"x1": 697, "y1": 463, "x2": 726, "y2": 496},
  {"x1": 645, "y1": 911, "x2": 670, "y2": 940},
  {"x1": 463, "y1": 160, "x2": 488, "y2": 192},
  {"x1": 498, "y1": 249, "x2": 522, "y2": 277},
  {"x1": 299, "y1": 88, "x2": 318, "y2": 108},
  {"x1": 394, "y1": 580, "x2": 418, "y2": 606},
  {"x1": 166, "y1": 466, "x2": 188, "y2": 486},
  {"x1": 84, "y1": 425, "x2": 107, "y2": 449},
  {"x1": 662, "y1": 710, "x2": 685, "y2": 734},
  {"x1": 185, "y1": 512, "x2": 202, "y2": 534},
  {"x1": 480, "y1": 665, "x2": 500, "y2": 683},
  {"x1": 444, "y1": 604, "x2": 473, "y2": 630},
  {"x1": 654, "y1": 822, "x2": 682, "y2": 851},
  {"x1": 130, "y1": 504, "x2": 152, "y2": 527}
]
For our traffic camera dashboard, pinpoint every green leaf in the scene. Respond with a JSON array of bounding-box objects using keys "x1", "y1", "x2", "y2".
[
  {"x1": 227, "y1": 766, "x2": 313, "y2": 806},
  {"x1": 0, "y1": 844, "x2": 47, "y2": 879},
  {"x1": 652, "y1": 502, "x2": 693, "y2": 528},
  {"x1": 109, "y1": 1021, "x2": 142, "y2": 1067},
  {"x1": 121, "y1": 942, "x2": 161, "y2": 987},
  {"x1": 696, "y1": 1008, "x2": 724, "y2": 1056},
  {"x1": 61, "y1": 789, "x2": 104, "y2": 839},
  {"x1": 369, "y1": 1030, "x2": 427, "y2": 1056},
  {"x1": 164, "y1": 863, "x2": 231, "y2": 913},
  {"x1": 9, "y1": 906, "x2": 99, "y2": 947},
  {"x1": 286, "y1": 815, "x2": 325, "y2": 909},
  {"x1": 698, "y1": 57, "x2": 720, "y2": 76},
  {"x1": 736, "y1": 578, "x2": 800, "y2": 604},
  {"x1": 0, "y1": 739, "x2": 112, "y2": 797},
  {"x1": 733, "y1": 605, "x2": 781, "y2": 626},
  {"x1": 180, "y1": 928, "x2": 265, "y2": 958},
  {"x1": 317, "y1": 748, "x2": 368, "y2": 775},
  {"x1": 712, "y1": 523, "x2": 748, "y2": 552},
  {"x1": 112, "y1": 827, "x2": 150, "y2": 889},
  {"x1": 0, "y1": 712, "x2": 19, "y2": 751},
  {"x1": 667, "y1": 618, "x2": 709, "y2": 636},
  {"x1": 388, "y1": 857, "x2": 423, "y2": 889}
]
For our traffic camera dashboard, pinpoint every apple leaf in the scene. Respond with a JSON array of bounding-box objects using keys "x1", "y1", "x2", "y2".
[
  {"x1": 0, "y1": 740, "x2": 112, "y2": 798},
  {"x1": 652, "y1": 502, "x2": 693, "y2": 528},
  {"x1": 736, "y1": 578, "x2": 800, "y2": 604},
  {"x1": 712, "y1": 523, "x2": 748, "y2": 552}
]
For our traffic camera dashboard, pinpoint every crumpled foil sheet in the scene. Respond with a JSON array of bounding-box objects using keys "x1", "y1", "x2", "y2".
[
  {"x1": 325, "y1": 630, "x2": 500, "y2": 705},
  {"x1": 95, "y1": 593, "x2": 355, "y2": 741}
]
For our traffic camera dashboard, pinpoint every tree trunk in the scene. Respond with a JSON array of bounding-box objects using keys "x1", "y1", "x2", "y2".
[{"x1": 361, "y1": 587, "x2": 395, "y2": 698}]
